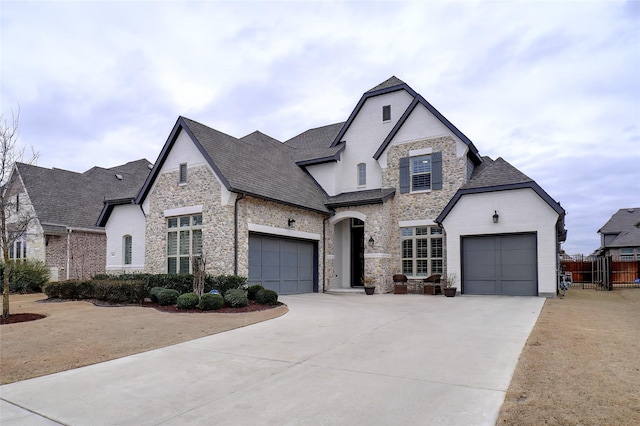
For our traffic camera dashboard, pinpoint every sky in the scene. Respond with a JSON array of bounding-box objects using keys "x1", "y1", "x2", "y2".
[{"x1": 1, "y1": 0, "x2": 639, "y2": 256}]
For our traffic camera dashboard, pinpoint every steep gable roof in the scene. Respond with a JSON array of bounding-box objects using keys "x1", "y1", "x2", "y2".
[
  {"x1": 284, "y1": 122, "x2": 346, "y2": 165},
  {"x1": 328, "y1": 76, "x2": 482, "y2": 164},
  {"x1": 436, "y1": 157, "x2": 565, "y2": 225},
  {"x1": 136, "y1": 117, "x2": 330, "y2": 214},
  {"x1": 16, "y1": 159, "x2": 151, "y2": 232},
  {"x1": 598, "y1": 208, "x2": 640, "y2": 248}
]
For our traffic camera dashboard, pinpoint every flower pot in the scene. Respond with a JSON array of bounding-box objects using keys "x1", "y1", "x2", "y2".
[
  {"x1": 443, "y1": 287, "x2": 457, "y2": 297},
  {"x1": 364, "y1": 286, "x2": 375, "y2": 295}
]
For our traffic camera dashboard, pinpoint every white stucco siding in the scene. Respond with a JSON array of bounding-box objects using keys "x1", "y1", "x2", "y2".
[
  {"x1": 306, "y1": 162, "x2": 339, "y2": 196},
  {"x1": 441, "y1": 188, "x2": 560, "y2": 296},
  {"x1": 337, "y1": 90, "x2": 414, "y2": 193},
  {"x1": 379, "y1": 103, "x2": 466, "y2": 168},
  {"x1": 105, "y1": 204, "x2": 146, "y2": 272},
  {"x1": 142, "y1": 128, "x2": 233, "y2": 214}
]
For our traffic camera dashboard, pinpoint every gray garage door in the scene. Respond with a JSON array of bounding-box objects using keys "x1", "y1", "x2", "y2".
[
  {"x1": 248, "y1": 234, "x2": 316, "y2": 294},
  {"x1": 462, "y1": 233, "x2": 537, "y2": 296}
]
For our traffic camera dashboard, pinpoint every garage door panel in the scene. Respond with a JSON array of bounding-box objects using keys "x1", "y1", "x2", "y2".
[
  {"x1": 463, "y1": 234, "x2": 537, "y2": 296},
  {"x1": 248, "y1": 234, "x2": 316, "y2": 294}
]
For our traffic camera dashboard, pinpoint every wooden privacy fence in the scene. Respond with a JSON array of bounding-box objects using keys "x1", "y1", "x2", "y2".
[{"x1": 561, "y1": 255, "x2": 640, "y2": 290}]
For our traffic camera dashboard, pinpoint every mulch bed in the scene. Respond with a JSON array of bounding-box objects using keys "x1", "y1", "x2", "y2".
[{"x1": 1, "y1": 313, "x2": 46, "y2": 325}]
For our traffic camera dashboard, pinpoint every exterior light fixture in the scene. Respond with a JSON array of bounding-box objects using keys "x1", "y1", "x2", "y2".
[
  {"x1": 493, "y1": 211, "x2": 499, "y2": 223},
  {"x1": 288, "y1": 218, "x2": 296, "y2": 228},
  {"x1": 368, "y1": 236, "x2": 375, "y2": 248}
]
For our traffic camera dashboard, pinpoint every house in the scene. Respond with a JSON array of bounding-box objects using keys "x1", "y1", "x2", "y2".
[
  {"x1": 104, "y1": 76, "x2": 566, "y2": 296},
  {"x1": 596, "y1": 208, "x2": 640, "y2": 260},
  {"x1": 4, "y1": 159, "x2": 152, "y2": 280}
]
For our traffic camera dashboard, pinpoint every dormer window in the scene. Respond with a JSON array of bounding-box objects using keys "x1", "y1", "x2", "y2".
[
  {"x1": 382, "y1": 105, "x2": 391, "y2": 122},
  {"x1": 179, "y1": 163, "x2": 187, "y2": 184},
  {"x1": 357, "y1": 163, "x2": 366, "y2": 186}
]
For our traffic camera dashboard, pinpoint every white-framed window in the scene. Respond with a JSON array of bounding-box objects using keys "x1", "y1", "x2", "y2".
[
  {"x1": 179, "y1": 163, "x2": 188, "y2": 184},
  {"x1": 411, "y1": 155, "x2": 432, "y2": 191},
  {"x1": 167, "y1": 214, "x2": 202, "y2": 274},
  {"x1": 382, "y1": 105, "x2": 391, "y2": 122},
  {"x1": 123, "y1": 235, "x2": 132, "y2": 265},
  {"x1": 401, "y1": 226, "x2": 443, "y2": 277},
  {"x1": 357, "y1": 163, "x2": 366, "y2": 186},
  {"x1": 9, "y1": 238, "x2": 27, "y2": 261},
  {"x1": 620, "y1": 248, "x2": 634, "y2": 261}
]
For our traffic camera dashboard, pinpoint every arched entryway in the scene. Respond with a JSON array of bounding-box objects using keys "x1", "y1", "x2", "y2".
[{"x1": 331, "y1": 212, "x2": 367, "y2": 289}]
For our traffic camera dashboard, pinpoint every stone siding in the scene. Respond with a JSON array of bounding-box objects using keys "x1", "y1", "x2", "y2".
[
  {"x1": 145, "y1": 164, "x2": 235, "y2": 275},
  {"x1": 237, "y1": 196, "x2": 327, "y2": 286}
]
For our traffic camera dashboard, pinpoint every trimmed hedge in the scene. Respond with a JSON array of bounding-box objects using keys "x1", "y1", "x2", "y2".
[
  {"x1": 211, "y1": 275, "x2": 247, "y2": 296},
  {"x1": 177, "y1": 292, "x2": 200, "y2": 309},
  {"x1": 44, "y1": 280, "x2": 146, "y2": 304},
  {"x1": 247, "y1": 284, "x2": 265, "y2": 300},
  {"x1": 256, "y1": 289, "x2": 278, "y2": 305},
  {"x1": 199, "y1": 293, "x2": 224, "y2": 311},
  {"x1": 157, "y1": 288, "x2": 180, "y2": 306},
  {"x1": 149, "y1": 287, "x2": 165, "y2": 303},
  {"x1": 92, "y1": 273, "x2": 217, "y2": 295},
  {"x1": 224, "y1": 288, "x2": 248, "y2": 307}
]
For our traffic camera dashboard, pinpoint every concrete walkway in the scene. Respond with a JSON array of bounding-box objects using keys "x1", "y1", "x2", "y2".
[{"x1": 1, "y1": 293, "x2": 544, "y2": 425}]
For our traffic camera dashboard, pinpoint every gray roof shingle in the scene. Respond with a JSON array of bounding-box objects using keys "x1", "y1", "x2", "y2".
[
  {"x1": 599, "y1": 208, "x2": 640, "y2": 248},
  {"x1": 17, "y1": 159, "x2": 152, "y2": 231},
  {"x1": 462, "y1": 157, "x2": 533, "y2": 189},
  {"x1": 285, "y1": 123, "x2": 345, "y2": 164},
  {"x1": 182, "y1": 118, "x2": 330, "y2": 213},
  {"x1": 366, "y1": 76, "x2": 407, "y2": 93},
  {"x1": 326, "y1": 188, "x2": 396, "y2": 208}
]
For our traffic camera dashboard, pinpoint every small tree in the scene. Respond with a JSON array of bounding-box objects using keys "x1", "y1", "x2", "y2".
[
  {"x1": 192, "y1": 251, "x2": 207, "y2": 297},
  {"x1": 1, "y1": 110, "x2": 38, "y2": 318}
]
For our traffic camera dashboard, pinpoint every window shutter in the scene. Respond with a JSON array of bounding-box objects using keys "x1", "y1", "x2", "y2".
[
  {"x1": 399, "y1": 157, "x2": 410, "y2": 193},
  {"x1": 431, "y1": 152, "x2": 442, "y2": 190}
]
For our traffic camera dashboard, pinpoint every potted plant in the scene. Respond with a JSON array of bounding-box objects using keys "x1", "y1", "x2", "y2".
[
  {"x1": 364, "y1": 277, "x2": 376, "y2": 295},
  {"x1": 442, "y1": 273, "x2": 458, "y2": 297}
]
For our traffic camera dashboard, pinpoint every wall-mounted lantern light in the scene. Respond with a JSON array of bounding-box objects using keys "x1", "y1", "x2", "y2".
[
  {"x1": 368, "y1": 236, "x2": 375, "y2": 248},
  {"x1": 493, "y1": 210, "x2": 499, "y2": 223},
  {"x1": 288, "y1": 218, "x2": 296, "y2": 228}
]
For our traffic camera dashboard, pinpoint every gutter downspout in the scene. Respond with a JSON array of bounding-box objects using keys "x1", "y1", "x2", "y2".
[
  {"x1": 234, "y1": 193, "x2": 245, "y2": 276},
  {"x1": 66, "y1": 228, "x2": 71, "y2": 280}
]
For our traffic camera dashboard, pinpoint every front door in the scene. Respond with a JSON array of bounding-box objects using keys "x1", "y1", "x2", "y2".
[{"x1": 350, "y1": 218, "x2": 365, "y2": 287}]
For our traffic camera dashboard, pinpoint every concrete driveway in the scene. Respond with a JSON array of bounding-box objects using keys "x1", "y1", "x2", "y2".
[{"x1": 1, "y1": 293, "x2": 544, "y2": 425}]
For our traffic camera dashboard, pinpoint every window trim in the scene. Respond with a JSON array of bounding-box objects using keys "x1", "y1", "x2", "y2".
[
  {"x1": 178, "y1": 163, "x2": 188, "y2": 185},
  {"x1": 357, "y1": 163, "x2": 366, "y2": 187},
  {"x1": 123, "y1": 235, "x2": 132, "y2": 265},
  {"x1": 382, "y1": 105, "x2": 391, "y2": 122},
  {"x1": 411, "y1": 155, "x2": 432, "y2": 192},
  {"x1": 167, "y1": 213, "x2": 203, "y2": 274},
  {"x1": 401, "y1": 226, "x2": 443, "y2": 278}
]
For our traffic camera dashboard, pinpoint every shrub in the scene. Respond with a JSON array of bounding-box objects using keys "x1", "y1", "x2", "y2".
[
  {"x1": 4, "y1": 260, "x2": 50, "y2": 293},
  {"x1": 256, "y1": 289, "x2": 278, "y2": 305},
  {"x1": 147, "y1": 274, "x2": 194, "y2": 294},
  {"x1": 92, "y1": 280, "x2": 147, "y2": 304},
  {"x1": 211, "y1": 275, "x2": 247, "y2": 296},
  {"x1": 44, "y1": 280, "x2": 81, "y2": 299},
  {"x1": 247, "y1": 284, "x2": 265, "y2": 300},
  {"x1": 157, "y1": 288, "x2": 180, "y2": 306},
  {"x1": 224, "y1": 288, "x2": 248, "y2": 307},
  {"x1": 199, "y1": 293, "x2": 224, "y2": 311},
  {"x1": 149, "y1": 287, "x2": 165, "y2": 303},
  {"x1": 177, "y1": 292, "x2": 199, "y2": 309}
]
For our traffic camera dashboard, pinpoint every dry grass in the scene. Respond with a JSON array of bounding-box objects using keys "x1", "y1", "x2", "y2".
[
  {"x1": 0, "y1": 293, "x2": 287, "y2": 385},
  {"x1": 497, "y1": 288, "x2": 640, "y2": 425}
]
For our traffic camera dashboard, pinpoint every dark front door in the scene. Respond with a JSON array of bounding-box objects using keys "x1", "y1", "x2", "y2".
[{"x1": 350, "y1": 219, "x2": 365, "y2": 287}]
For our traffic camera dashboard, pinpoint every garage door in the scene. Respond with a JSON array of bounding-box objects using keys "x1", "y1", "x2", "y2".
[
  {"x1": 462, "y1": 234, "x2": 537, "y2": 296},
  {"x1": 248, "y1": 234, "x2": 316, "y2": 294}
]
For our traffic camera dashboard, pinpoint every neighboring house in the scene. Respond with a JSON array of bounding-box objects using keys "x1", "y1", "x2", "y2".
[
  {"x1": 596, "y1": 208, "x2": 640, "y2": 260},
  {"x1": 4, "y1": 159, "x2": 152, "y2": 280},
  {"x1": 104, "y1": 76, "x2": 566, "y2": 296}
]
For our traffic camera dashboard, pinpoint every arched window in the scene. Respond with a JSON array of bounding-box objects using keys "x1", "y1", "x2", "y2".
[
  {"x1": 123, "y1": 235, "x2": 132, "y2": 265},
  {"x1": 357, "y1": 163, "x2": 366, "y2": 186}
]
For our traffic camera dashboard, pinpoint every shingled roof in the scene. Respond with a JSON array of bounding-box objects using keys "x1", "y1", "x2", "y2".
[
  {"x1": 16, "y1": 159, "x2": 152, "y2": 232},
  {"x1": 436, "y1": 156, "x2": 565, "y2": 225},
  {"x1": 137, "y1": 117, "x2": 330, "y2": 214},
  {"x1": 284, "y1": 122, "x2": 345, "y2": 165},
  {"x1": 598, "y1": 208, "x2": 640, "y2": 248}
]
